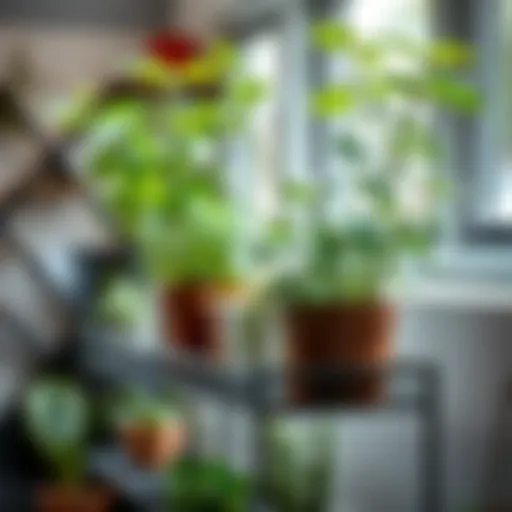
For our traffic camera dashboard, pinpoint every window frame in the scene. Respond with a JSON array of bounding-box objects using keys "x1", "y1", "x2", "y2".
[
  {"x1": 308, "y1": 0, "x2": 512, "y2": 250},
  {"x1": 436, "y1": 0, "x2": 512, "y2": 246}
]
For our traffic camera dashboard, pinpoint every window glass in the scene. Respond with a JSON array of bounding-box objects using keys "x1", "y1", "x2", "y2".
[
  {"x1": 322, "y1": 0, "x2": 431, "y2": 223},
  {"x1": 494, "y1": 0, "x2": 512, "y2": 220},
  {"x1": 231, "y1": 32, "x2": 281, "y2": 220},
  {"x1": 344, "y1": 0, "x2": 428, "y2": 39}
]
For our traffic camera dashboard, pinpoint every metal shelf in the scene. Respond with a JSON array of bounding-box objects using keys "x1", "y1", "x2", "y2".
[
  {"x1": 89, "y1": 448, "x2": 164, "y2": 510},
  {"x1": 82, "y1": 335, "x2": 443, "y2": 512},
  {"x1": 83, "y1": 333, "x2": 437, "y2": 413}
]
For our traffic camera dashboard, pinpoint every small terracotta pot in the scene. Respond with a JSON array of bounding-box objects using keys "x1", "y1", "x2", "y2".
[
  {"x1": 121, "y1": 421, "x2": 187, "y2": 470},
  {"x1": 161, "y1": 284, "x2": 221, "y2": 357},
  {"x1": 37, "y1": 486, "x2": 111, "y2": 512},
  {"x1": 285, "y1": 302, "x2": 396, "y2": 405}
]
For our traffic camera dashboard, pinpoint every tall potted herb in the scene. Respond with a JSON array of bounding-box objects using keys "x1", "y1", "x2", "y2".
[
  {"x1": 63, "y1": 41, "x2": 263, "y2": 357},
  {"x1": 275, "y1": 23, "x2": 479, "y2": 404},
  {"x1": 25, "y1": 379, "x2": 111, "y2": 512}
]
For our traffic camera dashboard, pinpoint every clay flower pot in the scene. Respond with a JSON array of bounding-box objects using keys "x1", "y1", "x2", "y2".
[
  {"x1": 121, "y1": 420, "x2": 187, "y2": 470},
  {"x1": 285, "y1": 302, "x2": 396, "y2": 405},
  {"x1": 37, "y1": 486, "x2": 111, "y2": 512},
  {"x1": 161, "y1": 284, "x2": 222, "y2": 357}
]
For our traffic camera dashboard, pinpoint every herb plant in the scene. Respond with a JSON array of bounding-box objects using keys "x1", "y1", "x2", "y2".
[
  {"x1": 111, "y1": 388, "x2": 182, "y2": 430},
  {"x1": 275, "y1": 23, "x2": 480, "y2": 304},
  {"x1": 63, "y1": 42, "x2": 264, "y2": 287}
]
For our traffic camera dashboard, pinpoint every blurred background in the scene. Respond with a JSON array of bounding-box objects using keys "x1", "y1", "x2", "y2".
[{"x1": 0, "y1": 0, "x2": 510, "y2": 511}]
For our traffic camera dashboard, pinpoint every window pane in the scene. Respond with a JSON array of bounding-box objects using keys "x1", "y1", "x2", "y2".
[
  {"x1": 229, "y1": 32, "x2": 281, "y2": 220},
  {"x1": 343, "y1": 0, "x2": 428, "y2": 39},
  {"x1": 494, "y1": 0, "x2": 512, "y2": 221},
  {"x1": 324, "y1": 0, "x2": 431, "y2": 223},
  {"x1": 244, "y1": 33, "x2": 281, "y2": 219}
]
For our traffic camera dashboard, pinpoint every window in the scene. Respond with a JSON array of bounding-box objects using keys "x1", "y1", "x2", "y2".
[
  {"x1": 316, "y1": 0, "x2": 432, "y2": 223},
  {"x1": 344, "y1": 0, "x2": 428, "y2": 39},
  {"x1": 475, "y1": 0, "x2": 512, "y2": 226},
  {"x1": 240, "y1": 32, "x2": 282, "y2": 219},
  {"x1": 497, "y1": 0, "x2": 512, "y2": 220},
  {"x1": 426, "y1": 0, "x2": 512, "y2": 247},
  {"x1": 331, "y1": 0, "x2": 512, "y2": 253}
]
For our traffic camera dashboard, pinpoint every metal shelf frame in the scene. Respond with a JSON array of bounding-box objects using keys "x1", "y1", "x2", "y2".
[{"x1": 84, "y1": 336, "x2": 444, "y2": 512}]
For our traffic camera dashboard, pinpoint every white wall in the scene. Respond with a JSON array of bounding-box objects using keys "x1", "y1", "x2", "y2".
[{"x1": 338, "y1": 304, "x2": 512, "y2": 511}]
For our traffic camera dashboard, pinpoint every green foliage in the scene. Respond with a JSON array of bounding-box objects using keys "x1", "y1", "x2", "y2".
[
  {"x1": 425, "y1": 76, "x2": 481, "y2": 113},
  {"x1": 311, "y1": 85, "x2": 357, "y2": 117},
  {"x1": 311, "y1": 24, "x2": 358, "y2": 53},
  {"x1": 273, "y1": 22, "x2": 480, "y2": 305},
  {"x1": 63, "y1": 43, "x2": 263, "y2": 286},
  {"x1": 264, "y1": 422, "x2": 336, "y2": 512},
  {"x1": 166, "y1": 456, "x2": 250, "y2": 512},
  {"x1": 311, "y1": 23, "x2": 475, "y2": 70},
  {"x1": 96, "y1": 277, "x2": 144, "y2": 327},
  {"x1": 110, "y1": 388, "x2": 182, "y2": 429},
  {"x1": 25, "y1": 379, "x2": 88, "y2": 486},
  {"x1": 428, "y1": 41, "x2": 475, "y2": 68}
]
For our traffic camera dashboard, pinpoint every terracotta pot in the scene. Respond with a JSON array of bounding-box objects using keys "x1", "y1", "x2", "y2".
[
  {"x1": 285, "y1": 302, "x2": 396, "y2": 405},
  {"x1": 121, "y1": 422, "x2": 187, "y2": 470},
  {"x1": 161, "y1": 284, "x2": 221, "y2": 357},
  {"x1": 37, "y1": 486, "x2": 111, "y2": 512}
]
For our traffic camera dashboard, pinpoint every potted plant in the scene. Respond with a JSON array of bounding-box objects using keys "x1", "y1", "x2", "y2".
[
  {"x1": 165, "y1": 455, "x2": 250, "y2": 511},
  {"x1": 95, "y1": 276, "x2": 144, "y2": 330},
  {"x1": 112, "y1": 389, "x2": 187, "y2": 470},
  {"x1": 61, "y1": 41, "x2": 264, "y2": 358},
  {"x1": 273, "y1": 23, "x2": 480, "y2": 404},
  {"x1": 25, "y1": 378, "x2": 111, "y2": 512}
]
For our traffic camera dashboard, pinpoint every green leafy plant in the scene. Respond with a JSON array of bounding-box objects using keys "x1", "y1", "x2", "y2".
[
  {"x1": 95, "y1": 277, "x2": 145, "y2": 328},
  {"x1": 110, "y1": 388, "x2": 182, "y2": 430},
  {"x1": 273, "y1": 23, "x2": 480, "y2": 305},
  {"x1": 63, "y1": 42, "x2": 264, "y2": 288},
  {"x1": 263, "y1": 421, "x2": 336, "y2": 512},
  {"x1": 166, "y1": 456, "x2": 250, "y2": 512},
  {"x1": 25, "y1": 379, "x2": 89, "y2": 487}
]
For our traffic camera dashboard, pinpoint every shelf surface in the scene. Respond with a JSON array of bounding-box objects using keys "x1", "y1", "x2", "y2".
[
  {"x1": 90, "y1": 448, "x2": 164, "y2": 508},
  {"x1": 83, "y1": 332, "x2": 439, "y2": 413}
]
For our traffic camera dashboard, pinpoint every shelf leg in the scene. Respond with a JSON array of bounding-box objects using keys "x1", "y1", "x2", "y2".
[{"x1": 420, "y1": 367, "x2": 443, "y2": 512}]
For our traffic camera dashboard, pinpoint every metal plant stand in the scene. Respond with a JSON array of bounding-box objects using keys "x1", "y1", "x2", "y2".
[
  {"x1": 85, "y1": 338, "x2": 444, "y2": 512},
  {"x1": 247, "y1": 363, "x2": 443, "y2": 512}
]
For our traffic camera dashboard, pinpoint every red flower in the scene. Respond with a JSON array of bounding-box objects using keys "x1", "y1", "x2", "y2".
[{"x1": 147, "y1": 33, "x2": 203, "y2": 68}]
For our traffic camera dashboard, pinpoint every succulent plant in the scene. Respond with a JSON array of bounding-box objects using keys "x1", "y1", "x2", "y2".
[{"x1": 25, "y1": 379, "x2": 89, "y2": 486}]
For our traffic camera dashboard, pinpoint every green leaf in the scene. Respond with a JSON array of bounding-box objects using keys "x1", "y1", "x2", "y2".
[
  {"x1": 170, "y1": 102, "x2": 225, "y2": 136},
  {"x1": 168, "y1": 457, "x2": 250, "y2": 511},
  {"x1": 428, "y1": 41, "x2": 474, "y2": 68},
  {"x1": 312, "y1": 23, "x2": 358, "y2": 52},
  {"x1": 390, "y1": 118, "x2": 443, "y2": 162},
  {"x1": 112, "y1": 389, "x2": 181, "y2": 428},
  {"x1": 25, "y1": 379, "x2": 88, "y2": 484},
  {"x1": 426, "y1": 77, "x2": 481, "y2": 113},
  {"x1": 311, "y1": 85, "x2": 357, "y2": 117},
  {"x1": 282, "y1": 180, "x2": 317, "y2": 203},
  {"x1": 354, "y1": 40, "x2": 384, "y2": 68},
  {"x1": 97, "y1": 277, "x2": 144, "y2": 327},
  {"x1": 387, "y1": 74, "x2": 426, "y2": 98},
  {"x1": 267, "y1": 217, "x2": 293, "y2": 245},
  {"x1": 232, "y1": 78, "x2": 266, "y2": 105},
  {"x1": 208, "y1": 41, "x2": 238, "y2": 73},
  {"x1": 395, "y1": 222, "x2": 438, "y2": 254},
  {"x1": 338, "y1": 133, "x2": 365, "y2": 162}
]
